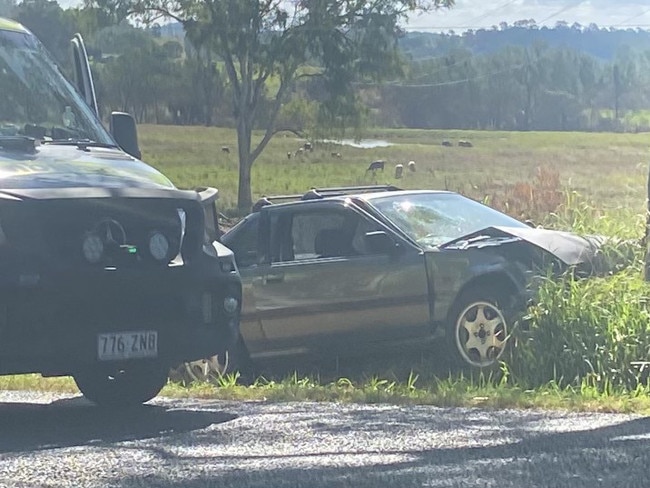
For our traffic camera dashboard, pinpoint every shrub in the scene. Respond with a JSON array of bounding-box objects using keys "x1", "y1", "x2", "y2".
[{"x1": 510, "y1": 258, "x2": 650, "y2": 392}]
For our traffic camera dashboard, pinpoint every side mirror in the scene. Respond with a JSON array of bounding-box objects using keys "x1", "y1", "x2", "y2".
[
  {"x1": 365, "y1": 230, "x2": 399, "y2": 255},
  {"x1": 110, "y1": 112, "x2": 141, "y2": 159}
]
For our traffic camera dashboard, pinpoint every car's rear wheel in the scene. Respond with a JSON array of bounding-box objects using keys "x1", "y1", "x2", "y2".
[
  {"x1": 73, "y1": 362, "x2": 168, "y2": 407},
  {"x1": 447, "y1": 289, "x2": 510, "y2": 370}
]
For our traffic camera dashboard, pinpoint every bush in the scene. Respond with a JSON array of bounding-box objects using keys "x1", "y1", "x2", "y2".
[{"x1": 510, "y1": 257, "x2": 650, "y2": 392}]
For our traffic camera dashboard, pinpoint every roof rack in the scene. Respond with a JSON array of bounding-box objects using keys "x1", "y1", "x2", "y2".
[{"x1": 252, "y1": 185, "x2": 401, "y2": 212}]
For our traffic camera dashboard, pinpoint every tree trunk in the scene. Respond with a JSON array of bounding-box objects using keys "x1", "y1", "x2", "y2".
[{"x1": 236, "y1": 116, "x2": 253, "y2": 213}]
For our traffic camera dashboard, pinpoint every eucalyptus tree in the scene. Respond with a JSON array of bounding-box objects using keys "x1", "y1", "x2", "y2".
[
  {"x1": 88, "y1": 0, "x2": 454, "y2": 211},
  {"x1": 14, "y1": 0, "x2": 75, "y2": 64}
]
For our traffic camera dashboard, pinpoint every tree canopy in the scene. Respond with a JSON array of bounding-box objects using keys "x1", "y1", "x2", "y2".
[{"x1": 87, "y1": 0, "x2": 454, "y2": 211}]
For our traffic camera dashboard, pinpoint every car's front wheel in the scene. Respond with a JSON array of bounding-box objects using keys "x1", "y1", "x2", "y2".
[
  {"x1": 447, "y1": 289, "x2": 510, "y2": 370},
  {"x1": 73, "y1": 362, "x2": 169, "y2": 407}
]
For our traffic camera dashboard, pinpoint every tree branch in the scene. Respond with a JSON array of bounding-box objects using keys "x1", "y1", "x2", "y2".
[{"x1": 250, "y1": 77, "x2": 293, "y2": 162}]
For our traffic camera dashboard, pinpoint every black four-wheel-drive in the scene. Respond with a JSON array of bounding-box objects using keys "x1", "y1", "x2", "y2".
[{"x1": 0, "y1": 19, "x2": 242, "y2": 406}]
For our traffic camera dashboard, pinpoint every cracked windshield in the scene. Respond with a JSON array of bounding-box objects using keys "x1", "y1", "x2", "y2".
[
  {"x1": 0, "y1": 27, "x2": 110, "y2": 143},
  {"x1": 372, "y1": 192, "x2": 526, "y2": 247}
]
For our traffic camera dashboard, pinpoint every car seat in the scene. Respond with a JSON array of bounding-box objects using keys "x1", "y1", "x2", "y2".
[{"x1": 314, "y1": 228, "x2": 350, "y2": 258}]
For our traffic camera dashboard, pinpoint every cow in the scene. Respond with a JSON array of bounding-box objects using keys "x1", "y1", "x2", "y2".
[
  {"x1": 304, "y1": 142, "x2": 313, "y2": 152},
  {"x1": 442, "y1": 140, "x2": 453, "y2": 147},
  {"x1": 366, "y1": 160, "x2": 385, "y2": 172},
  {"x1": 458, "y1": 140, "x2": 473, "y2": 147},
  {"x1": 394, "y1": 163, "x2": 404, "y2": 179},
  {"x1": 221, "y1": 146, "x2": 230, "y2": 154},
  {"x1": 407, "y1": 160, "x2": 416, "y2": 172},
  {"x1": 331, "y1": 152, "x2": 342, "y2": 158}
]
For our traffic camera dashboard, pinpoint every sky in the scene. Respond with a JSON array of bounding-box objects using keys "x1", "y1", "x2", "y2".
[
  {"x1": 55, "y1": 0, "x2": 650, "y2": 33},
  {"x1": 405, "y1": 0, "x2": 650, "y2": 32}
]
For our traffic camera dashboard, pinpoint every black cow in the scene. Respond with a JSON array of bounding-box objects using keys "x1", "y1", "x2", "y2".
[{"x1": 366, "y1": 160, "x2": 385, "y2": 172}]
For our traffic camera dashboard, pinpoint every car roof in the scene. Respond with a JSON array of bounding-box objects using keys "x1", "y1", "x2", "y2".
[
  {"x1": 356, "y1": 189, "x2": 455, "y2": 201},
  {"x1": 252, "y1": 186, "x2": 456, "y2": 212}
]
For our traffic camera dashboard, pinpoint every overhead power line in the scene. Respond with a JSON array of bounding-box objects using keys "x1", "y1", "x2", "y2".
[
  {"x1": 613, "y1": 7, "x2": 650, "y2": 27},
  {"x1": 406, "y1": 0, "x2": 588, "y2": 32},
  {"x1": 536, "y1": 0, "x2": 586, "y2": 25},
  {"x1": 462, "y1": 0, "x2": 520, "y2": 26}
]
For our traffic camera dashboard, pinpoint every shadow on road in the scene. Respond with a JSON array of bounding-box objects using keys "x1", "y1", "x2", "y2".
[
  {"x1": 0, "y1": 396, "x2": 236, "y2": 453},
  {"x1": 105, "y1": 413, "x2": 650, "y2": 488}
]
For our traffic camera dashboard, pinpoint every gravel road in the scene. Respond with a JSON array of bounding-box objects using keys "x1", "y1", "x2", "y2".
[{"x1": 0, "y1": 390, "x2": 649, "y2": 488}]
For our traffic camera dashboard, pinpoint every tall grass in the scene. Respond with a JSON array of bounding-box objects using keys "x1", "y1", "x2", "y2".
[
  {"x1": 510, "y1": 266, "x2": 650, "y2": 391},
  {"x1": 489, "y1": 165, "x2": 650, "y2": 393}
]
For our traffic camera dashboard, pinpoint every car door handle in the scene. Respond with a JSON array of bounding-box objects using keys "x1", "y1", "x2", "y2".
[{"x1": 264, "y1": 273, "x2": 284, "y2": 284}]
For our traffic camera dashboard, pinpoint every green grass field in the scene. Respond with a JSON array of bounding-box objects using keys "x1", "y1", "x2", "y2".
[{"x1": 137, "y1": 125, "x2": 650, "y2": 216}]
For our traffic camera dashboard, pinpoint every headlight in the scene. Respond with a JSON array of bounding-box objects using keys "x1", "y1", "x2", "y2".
[
  {"x1": 82, "y1": 232, "x2": 104, "y2": 263},
  {"x1": 148, "y1": 231, "x2": 170, "y2": 261},
  {"x1": 223, "y1": 296, "x2": 239, "y2": 314}
]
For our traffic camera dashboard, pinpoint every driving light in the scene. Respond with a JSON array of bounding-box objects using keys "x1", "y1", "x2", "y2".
[
  {"x1": 223, "y1": 297, "x2": 239, "y2": 314},
  {"x1": 82, "y1": 233, "x2": 104, "y2": 263},
  {"x1": 148, "y1": 231, "x2": 170, "y2": 261}
]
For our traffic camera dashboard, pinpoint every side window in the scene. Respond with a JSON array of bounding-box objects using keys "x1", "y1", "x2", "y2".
[
  {"x1": 292, "y1": 212, "x2": 347, "y2": 260},
  {"x1": 270, "y1": 210, "x2": 349, "y2": 263},
  {"x1": 269, "y1": 208, "x2": 386, "y2": 263},
  {"x1": 227, "y1": 217, "x2": 259, "y2": 268},
  {"x1": 351, "y1": 218, "x2": 384, "y2": 255}
]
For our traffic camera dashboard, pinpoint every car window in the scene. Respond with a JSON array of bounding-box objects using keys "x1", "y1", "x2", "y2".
[
  {"x1": 291, "y1": 212, "x2": 347, "y2": 260},
  {"x1": 351, "y1": 218, "x2": 384, "y2": 255},
  {"x1": 270, "y1": 208, "x2": 384, "y2": 263},
  {"x1": 224, "y1": 215, "x2": 259, "y2": 268}
]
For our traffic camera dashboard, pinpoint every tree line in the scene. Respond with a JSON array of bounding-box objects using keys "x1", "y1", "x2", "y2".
[
  {"x1": 5, "y1": 0, "x2": 649, "y2": 135},
  {"x1": 378, "y1": 42, "x2": 650, "y2": 132}
]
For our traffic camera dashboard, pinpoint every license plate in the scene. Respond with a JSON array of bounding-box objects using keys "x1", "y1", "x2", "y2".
[{"x1": 97, "y1": 331, "x2": 158, "y2": 361}]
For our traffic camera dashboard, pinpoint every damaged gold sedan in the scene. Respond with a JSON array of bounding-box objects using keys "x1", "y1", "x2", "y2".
[{"x1": 221, "y1": 186, "x2": 623, "y2": 373}]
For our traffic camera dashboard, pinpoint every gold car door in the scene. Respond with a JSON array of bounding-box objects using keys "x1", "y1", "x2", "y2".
[{"x1": 252, "y1": 203, "x2": 431, "y2": 353}]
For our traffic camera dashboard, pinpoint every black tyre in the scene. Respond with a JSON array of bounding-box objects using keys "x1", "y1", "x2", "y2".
[
  {"x1": 446, "y1": 288, "x2": 511, "y2": 370},
  {"x1": 73, "y1": 362, "x2": 168, "y2": 407}
]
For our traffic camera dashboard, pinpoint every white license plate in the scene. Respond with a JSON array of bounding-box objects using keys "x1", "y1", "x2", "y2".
[{"x1": 97, "y1": 331, "x2": 158, "y2": 361}]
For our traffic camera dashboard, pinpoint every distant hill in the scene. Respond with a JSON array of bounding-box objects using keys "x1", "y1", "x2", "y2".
[
  {"x1": 400, "y1": 23, "x2": 650, "y2": 61},
  {"x1": 156, "y1": 20, "x2": 650, "y2": 62}
]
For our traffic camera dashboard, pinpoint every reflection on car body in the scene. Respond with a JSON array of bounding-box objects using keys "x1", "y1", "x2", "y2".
[{"x1": 222, "y1": 185, "x2": 615, "y2": 371}]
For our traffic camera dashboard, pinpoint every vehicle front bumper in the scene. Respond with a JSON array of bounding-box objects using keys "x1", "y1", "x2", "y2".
[{"x1": 0, "y1": 257, "x2": 241, "y2": 376}]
